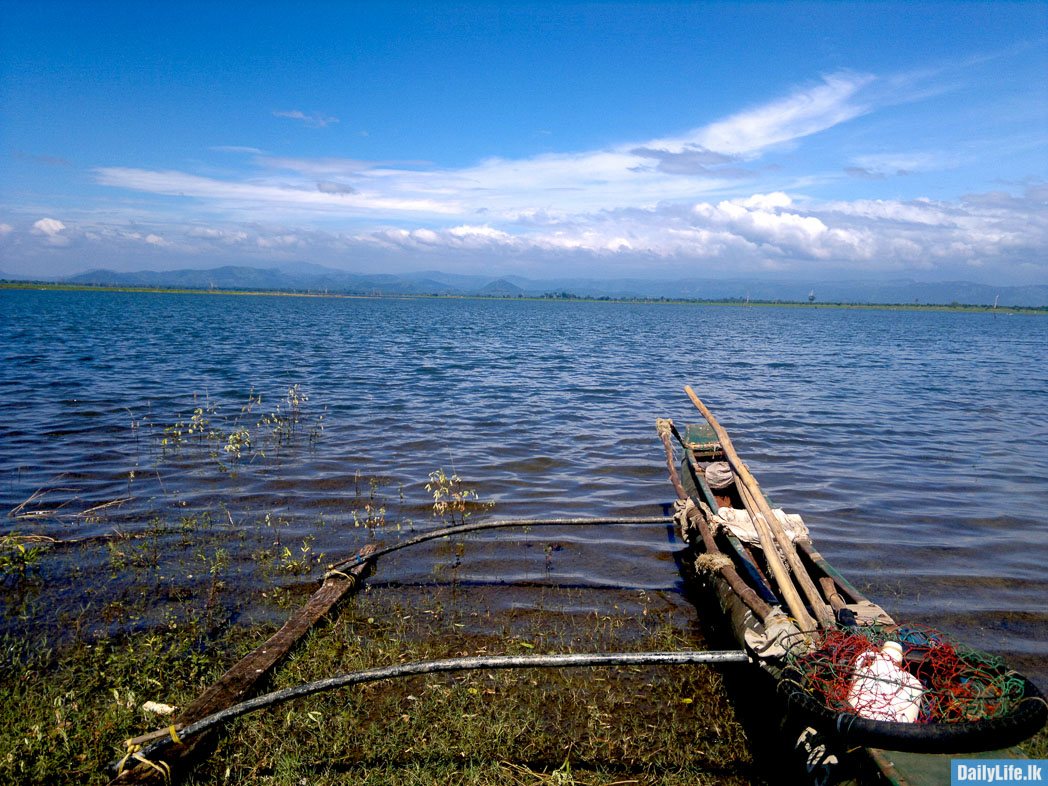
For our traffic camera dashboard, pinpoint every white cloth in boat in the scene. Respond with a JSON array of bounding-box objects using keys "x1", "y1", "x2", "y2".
[{"x1": 711, "y1": 506, "x2": 810, "y2": 546}]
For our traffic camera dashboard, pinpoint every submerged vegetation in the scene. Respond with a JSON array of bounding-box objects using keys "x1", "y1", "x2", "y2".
[
  {"x1": 425, "y1": 467, "x2": 493, "y2": 525},
  {"x1": 155, "y1": 384, "x2": 323, "y2": 471},
  {"x1": 0, "y1": 588, "x2": 770, "y2": 785},
  {"x1": 0, "y1": 383, "x2": 777, "y2": 784},
  {"x1": 2, "y1": 384, "x2": 1045, "y2": 785}
]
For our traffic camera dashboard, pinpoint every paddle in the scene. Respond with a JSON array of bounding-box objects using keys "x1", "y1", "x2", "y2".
[{"x1": 684, "y1": 387, "x2": 833, "y2": 629}]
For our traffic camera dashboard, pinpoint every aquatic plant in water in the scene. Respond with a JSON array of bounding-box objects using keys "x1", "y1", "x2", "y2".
[
  {"x1": 426, "y1": 468, "x2": 487, "y2": 525},
  {"x1": 0, "y1": 535, "x2": 43, "y2": 587},
  {"x1": 149, "y1": 384, "x2": 322, "y2": 474}
]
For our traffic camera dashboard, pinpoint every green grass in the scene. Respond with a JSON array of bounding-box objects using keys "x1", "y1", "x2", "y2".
[
  {"x1": 2, "y1": 573, "x2": 1045, "y2": 785},
  {"x1": 5, "y1": 582, "x2": 1042, "y2": 786},
  {"x1": 0, "y1": 586, "x2": 760, "y2": 785}
]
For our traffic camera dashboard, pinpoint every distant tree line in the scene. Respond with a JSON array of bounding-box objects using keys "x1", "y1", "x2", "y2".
[{"x1": 3, "y1": 280, "x2": 1045, "y2": 311}]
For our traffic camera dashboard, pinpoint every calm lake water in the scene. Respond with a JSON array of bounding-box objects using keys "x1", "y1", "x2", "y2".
[{"x1": 1, "y1": 289, "x2": 1046, "y2": 686}]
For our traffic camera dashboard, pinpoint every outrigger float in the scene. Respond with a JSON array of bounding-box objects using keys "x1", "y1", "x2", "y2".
[{"x1": 657, "y1": 387, "x2": 1046, "y2": 785}]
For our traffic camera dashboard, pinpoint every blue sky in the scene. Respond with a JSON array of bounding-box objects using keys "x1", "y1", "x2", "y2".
[{"x1": 1, "y1": 1, "x2": 1046, "y2": 283}]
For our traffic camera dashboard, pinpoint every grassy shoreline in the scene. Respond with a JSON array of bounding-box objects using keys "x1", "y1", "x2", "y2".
[
  {"x1": 2, "y1": 280, "x2": 1044, "y2": 313},
  {"x1": 3, "y1": 581, "x2": 1045, "y2": 786},
  {"x1": 0, "y1": 584, "x2": 765, "y2": 786}
]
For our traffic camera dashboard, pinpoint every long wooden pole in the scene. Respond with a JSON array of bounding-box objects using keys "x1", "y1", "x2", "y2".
[
  {"x1": 656, "y1": 419, "x2": 774, "y2": 622},
  {"x1": 683, "y1": 387, "x2": 827, "y2": 630},
  {"x1": 735, "y1": 479, "x2": 834, "y2": 626}
]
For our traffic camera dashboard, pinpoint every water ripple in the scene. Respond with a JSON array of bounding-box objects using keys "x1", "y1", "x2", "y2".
[{"x1": 2, "y1": 290, "x2": 1046, "y2": 685}]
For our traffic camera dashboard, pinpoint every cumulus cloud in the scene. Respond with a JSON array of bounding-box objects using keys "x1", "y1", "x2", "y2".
[
  {"x1": 186, "y1": 226, "x2": 249, "y2": 243},
  {"x1": 342, "y1": 183, "x2": 1047, "y2": 280},
  {"x1": 0, "y1": 223, "x2": 13, "y2": 237},
  {"x1": 31, "y1": 217, "x2": 71, "y2": 245},
  {"x1": 40, "y1": 178, "x2": 1044, "y2": 282},
  {"x1": 735, "y1": 192, "x2": 793, "y2": 210},
  {"x1": 32, "y1": 217, "x2": 66, "y2": 236},
  {"x1": 145, "y1": 233, "x2": 170, "y2": 247},
  {"x1": 273, "y1": 109, "x2": 339, "y2": 128}
]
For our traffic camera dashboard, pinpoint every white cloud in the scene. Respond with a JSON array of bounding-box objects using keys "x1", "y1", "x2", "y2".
[
  {"x1": 819, "y1": 197, "x2": 958, "y2": 226},
  {"x1": 699, "y1": 197, "x2": 832, "y2": 255},
  {"x1": 449, "y1": 224, "x2": 512, "y2": 241},
  {"x1": 93, "y1": 167, "x2": 461, "y2": 215},
  {"x1": 851, "y1": 151, "x2": 958, "y2": 175},
  {"x1": 32, "y1": 217, "x2": 66, "y2": 236},
  {"x1": 736, "y1": 192, "x2": 793, "y2": 210},
  {"x1": 95, "y1": 73, "x2": 880, "y2": 222},
  {"x1": 340, "y1": 183, "x2": 1046, "y2": 279},
  {"x1": 35, "y1": 179, "x2": 1044, "y2": 282},
  {"x1": 0, "y1": 223, "x2": 13, "y2": 237},
  {"x1": 256, "y1": 233, "x2": 304, "y2": 249},
  {"x1": 259, "y1": 157, "x2": 392, "y2": 175},
  {"x1": 73, "y1": 69, "x2": 1044, "y2": 282},
  {"x1": 653, "y1": 72, "x2": 875, "y2": 157},
  {"x1": 273, "y1": 109, "x2": 339, "y2": 128},
  {"x1": 186, "y1": 227, "x2": 249, "y2": 243},
  {"x1": 31, "y1": 217, "x2": 70, "y2": 246},
  {"x1": 145, "y1": 233, "x2": 170, "y2": 246}
]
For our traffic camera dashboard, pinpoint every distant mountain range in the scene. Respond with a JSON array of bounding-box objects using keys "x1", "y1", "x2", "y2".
[{"x1": 3, "y1": 263, "x2": 1046, "y2": 306}]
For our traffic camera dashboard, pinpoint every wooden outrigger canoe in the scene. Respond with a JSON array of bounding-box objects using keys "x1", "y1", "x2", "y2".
[{"x1": 657, "y1": 394, "x2": 1046, "y2": 786}]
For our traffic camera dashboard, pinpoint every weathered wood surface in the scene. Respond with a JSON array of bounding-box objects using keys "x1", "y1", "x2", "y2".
[
  {"x1": 655, "y1": 418, "x2": 689, "y2": 501},
  {"x1": 799, "y1": 540, "x2": 864, "y2": 604},
  {"x1": 656, "y1": 419, "x2": 774, "y2": 621},
  {"x1": 683, "y1": 502, "x2": 775, "y2": 621},
  {"x1": 110, "y1": 544, "x2": 377, "y2": 784},
  {"x1": 819, "y1": 576, "x2": 848, "y2": 613},
  {"x1": 683, "y1": 387, "x2": 824, "y2": 629},
  {"x1": 735, "y1": 478, "x2": 834, "y2": 627}
]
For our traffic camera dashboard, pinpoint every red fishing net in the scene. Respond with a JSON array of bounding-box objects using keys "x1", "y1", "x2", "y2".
[{"x1": 783, "y1": 624, "x2": 1028, "y2": 724}]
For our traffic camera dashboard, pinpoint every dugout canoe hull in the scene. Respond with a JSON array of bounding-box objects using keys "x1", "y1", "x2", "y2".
[{"x1": 672, "y1": 421, "x2": 1043, "y2": 786}]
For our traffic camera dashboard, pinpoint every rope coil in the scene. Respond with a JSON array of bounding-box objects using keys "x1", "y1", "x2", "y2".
[
  {"x1": 322, "y1": 568, "x2": 354, "y2": 584},
  {"x1": 116, "y1": 744, "x2": 172, "y2": 783}
]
